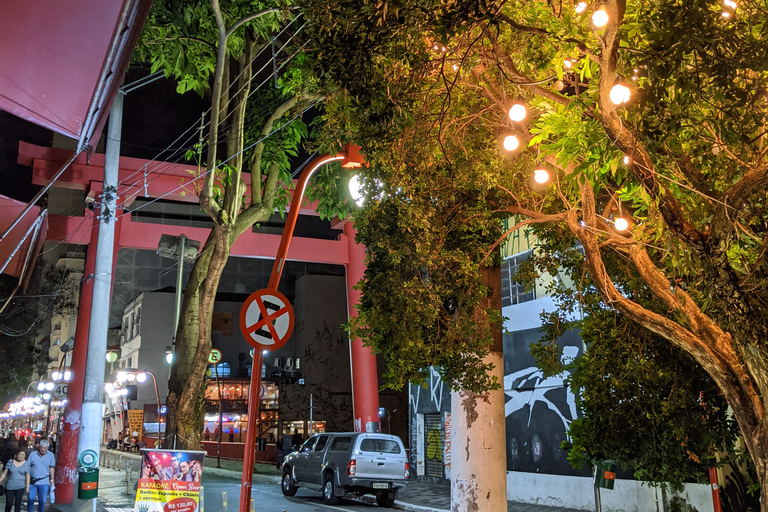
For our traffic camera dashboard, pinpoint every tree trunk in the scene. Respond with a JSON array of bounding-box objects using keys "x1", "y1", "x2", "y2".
[
  {"x1": 164, "y1": 224, "x2": 232, "y2": 450},
  {"x1": 451, "y1": 263, "x2": 506, "y2": 511}
]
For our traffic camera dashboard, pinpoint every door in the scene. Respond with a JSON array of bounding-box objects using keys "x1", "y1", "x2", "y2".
[
  {"x1": 424, "y1": 413, "x2": 444, "y2": 479},
  {"x1": 293, "y1": 436, "x2": 317, "y2": 482},
  {"x1": 305, "y1": 434, "x2": 330, "y2": 484}
]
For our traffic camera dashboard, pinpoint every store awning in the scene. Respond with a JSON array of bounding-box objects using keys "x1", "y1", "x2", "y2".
[{"x1": 0, "y1": 0, "x2": 153, "y2": 149}]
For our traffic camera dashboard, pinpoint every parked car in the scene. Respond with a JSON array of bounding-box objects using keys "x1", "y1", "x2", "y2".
[{"x1": 280, "y1": 432, "x2": 410, "y2": 508}]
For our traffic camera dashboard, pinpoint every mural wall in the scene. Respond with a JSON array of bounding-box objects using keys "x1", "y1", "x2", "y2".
[{"x1": 503, "y1": 327, "x2": 588, "y2": 476}]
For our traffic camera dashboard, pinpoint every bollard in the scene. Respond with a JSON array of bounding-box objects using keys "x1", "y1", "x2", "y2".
[
  {"x1": 222, "y1": 490, "x2": 227, "y2": 512},
  {"x1": 249, "y1": 499, "x2": 254, "y2": 512},
  {"x1": 118, "y1": 455, "x2": 122, "y2": 471},
  {"x1": 126, "y1": 464, "x2": 129, "y2": 482},
  {"x1": 199, "y1": 486, "x2": 204, "y2": 512}
]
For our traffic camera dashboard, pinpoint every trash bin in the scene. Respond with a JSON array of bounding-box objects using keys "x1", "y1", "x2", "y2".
[
  {"x1": 257, "y1": 438, "x2": 266, "y2": 451},
  {"x1": 594, "y1": 461, "x2": 617, "y2": 490},
  {"x1": 78, "y1": 468, "x2": 99, "y2": 499}
]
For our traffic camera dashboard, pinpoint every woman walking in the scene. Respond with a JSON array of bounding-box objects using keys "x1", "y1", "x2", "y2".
[{"x1": 0, "y1": 450, "x2": 30, "y2": 512}]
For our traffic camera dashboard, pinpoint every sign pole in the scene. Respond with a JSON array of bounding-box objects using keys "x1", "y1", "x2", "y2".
[{"x1": 215, "y1": 362, "x2": 222, "y2": 468}]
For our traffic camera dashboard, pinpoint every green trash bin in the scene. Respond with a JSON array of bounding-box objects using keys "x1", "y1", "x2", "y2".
[
  {"x1": 77, "y1": 468, "x2": 99, "y2": 499},
  {"x1": 594, "y1": 461, "x2": 617, "y2": 490}
]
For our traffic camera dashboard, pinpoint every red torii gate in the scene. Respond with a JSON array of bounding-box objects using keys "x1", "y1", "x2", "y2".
[{"x1": 17, "y1": 142, "x2": 381, "y2": 502}]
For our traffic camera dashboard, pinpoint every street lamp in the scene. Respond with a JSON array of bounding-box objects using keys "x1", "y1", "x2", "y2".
[
  {"x1": 238, "y1": 144, "x2": 365, "y2": 512},
  {"x1": 111, "y1": 369, "x2": 161, "y2": 446}
]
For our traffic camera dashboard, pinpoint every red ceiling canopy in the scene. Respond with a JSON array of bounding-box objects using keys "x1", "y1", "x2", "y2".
[{"x1": 0, "y1": 0, "x2": 153, "y2": 149}]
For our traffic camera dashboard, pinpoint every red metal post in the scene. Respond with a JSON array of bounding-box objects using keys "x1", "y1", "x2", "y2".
[
  {"x1": 54, "y1": 211, "x2": 98, "y2": 502},
  {"x1": 709, "y1": 468, "x2": 722, "y2": 512},
  {"x1": 239, "y1": 146, "x2": 362, "y2": 512},
  {"x1": 344, "y1": 223, "x2": 380, "y2": 432}
]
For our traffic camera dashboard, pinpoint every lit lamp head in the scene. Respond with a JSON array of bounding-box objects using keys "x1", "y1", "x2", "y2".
[
  {"x1": 116, "y1": 372, "x2": 128, "y2": 383},
  {"x1": 592, "y1": 8, "x2": 608, "y2": 27},
  {"x1": 508, "y1": 102, "x2": 527, "y2": 123},
  {"x1": 165, "y1": 347, "x2": 173, "y2": 365},
  {"x1": 341, "y1": 144, "x2": 364, "y2": 169},
  {"x1": 36, "y1": 382, "x2": 45, "y2": 392},
  {"x1": 45, "y1": 382, "x2": 55, "y2": 391},
  {"x1": 348, "y1": 175, "x2": 364, "y2": 207},
  {"x1": 503, "y1": 134, "x2": 520, "y2": 151},
  {"x1": 136, "y1": 373, "x2": 147, "y2": 383},
  {"x1": 106, "y1": 351, "x2": 118, "y2": 363},
  {"x1": 610, "y1": 80, "x2": 631, "y2": 105},
  {"x1": 533, "y1": 169, "x2": 550, "y2": 184},
  {"x1": 614, "y1": 217, "x2": 630, "y2": 231}
]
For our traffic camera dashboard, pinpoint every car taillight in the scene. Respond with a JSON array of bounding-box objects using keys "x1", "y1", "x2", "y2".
[
  {"x1": 347, "y1": 457, "x2": 356, "y2": 476},
  {"x1": 404, "y1": 462, "x2": 410, "y2": 479}
]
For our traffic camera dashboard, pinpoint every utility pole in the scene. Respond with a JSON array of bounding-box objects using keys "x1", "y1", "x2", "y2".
[{"x1": 74, "y1": 92, "x2": 122, "y2": 512}]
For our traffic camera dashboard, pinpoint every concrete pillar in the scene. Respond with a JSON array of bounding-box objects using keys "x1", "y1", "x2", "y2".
[
  {"x1": 450, "y1": 350, "x2": 507, "y2": 511},
  {"x1": 344, "y1": 223, "x2": 380, "y2": 433}
]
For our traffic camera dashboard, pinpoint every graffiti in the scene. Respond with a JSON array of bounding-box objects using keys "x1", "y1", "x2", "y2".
[
  {"x1": 408, "y1": 367, "x2": 447, "y2": 414},
  {"x1": 443, "y1": 413, "x2": 451, "y2": 479},
  {"x1": 426, "y1": 429, "x2": 443, "y2": 462},
  {"x1": 416, "y1": 414, "x2": 425, "y2": 476},
  {"x1": 428, "y1": 367, "x2": 444, "y2": 411},
  {"x1": 503, "y1": 346, "x2": 578, "y2": 435}
]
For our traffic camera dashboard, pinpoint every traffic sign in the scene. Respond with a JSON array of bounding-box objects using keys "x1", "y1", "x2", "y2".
[
  {"x1": 53, "y1": 383, "x2": 68, "y2": 400},
  {"x1": 239, "y1": 289, "x2": 294, "y2": 350},
  {"x1": 208, "y1": 349, "x2": 222, "y2": 364}
]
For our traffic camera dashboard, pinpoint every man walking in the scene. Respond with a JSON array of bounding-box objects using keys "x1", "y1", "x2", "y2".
[{"x1": 28, "y1": 440, "x2": 54, "y2": 512}]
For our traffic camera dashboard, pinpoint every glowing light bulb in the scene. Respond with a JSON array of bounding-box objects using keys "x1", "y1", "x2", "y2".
[
  {"x1": 452, "y1": 63, "x2": 459, "y2": 71},
  {"x1": 721, "y1": 11, "x2": 731, "y2": 17},
  {"x1": 564, "y1": 59, "x2": 573, "y2": 69},
  {"x1": 503, "y1": 135, "x2": 520, "y2": 151},
  {"x1": 136, "y1": 373, "x2": 147, "y2": 383},
  {"x1": 592, "y1": 8, "x2": 609, "y2": 27},
  {"x1": 508, "y1": 103, "x2": 527, "y2": 122},
  {"x1": 723, "y1": 0, "x2": 737, "y2": 8},
  {"x1": 533, "y1": 169, "x2": 550, "y2": 184},
  {"x1": 614, "y1": 217, "x2": 629, "y2": 231},
  {"x1": 575, "y1": 2, "x2": 587, "y2": 13},
  {"x1": 623, "y1": 155, "x2": 631, "y2": 166},
  {"x1": 348, "y1": 175, "x2": 364, "y2": 207},
  {"x1": 610, "y1": 83, "x2": 631, "y2": 105}
]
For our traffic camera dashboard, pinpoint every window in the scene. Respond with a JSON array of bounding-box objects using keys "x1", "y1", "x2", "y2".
[
  {"x1": 208, "y1": 362, "x2": 231, "y2": 377},
  {"x1": 501, "y1": 252, "x2": 535, "y2": 307},
  {"x1": 132, "y1": 307, "x2": 141, "y2": 338},
  {"x1": 360, "y1": 438, "x2": 401, "y2": 454},
  {"x1": 330, "y1": 437, "x2": 352, "y2": 451},
  {"x1": 301, "y1": 437, "x2": 317, "y2": 453},
  {"x1": 121, "y1": 315, "x2": 130, "y2": 343},
  {"x1": 314, "y1": 435, "x2": 330, "y2": 452}
]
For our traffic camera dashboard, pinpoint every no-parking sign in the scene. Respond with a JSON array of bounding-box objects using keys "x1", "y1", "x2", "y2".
[{"x1": 239, "y1": 289, "x2": 294, "y2": 350}]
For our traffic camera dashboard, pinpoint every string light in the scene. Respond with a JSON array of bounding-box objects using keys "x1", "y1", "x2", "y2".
[
  {"x1": 503, "y1": 135, "x2": 520, "y2": 151},
  {"x1": 614, "y1": 217, "x2": 629, "y2": 231},
  {"x1": 623, "y1": 155, "x2": 631, "y2": 166},
  {"x1": 575, "y1": 2, "x2": 587, "y2": 13},
  {"x1": 592, "y1": 8, "x2": 609, "y2": 27},
  {"x1": 508, "y1": 103, "x2": 528, "y2": 122},
  {"x1": 564, "y1": 59, "x2": 574, "y2": 69},
  {"x1": 610, "y1": 83, "x2": 631, "y2": 105},
  {"x1": 533, "y1": 169, "x2": 550, "y2": 184}
]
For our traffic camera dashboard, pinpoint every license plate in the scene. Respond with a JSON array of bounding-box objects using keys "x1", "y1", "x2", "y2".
[{"x1": 372, "y1": 483, "x2": 389, "y2": 489}]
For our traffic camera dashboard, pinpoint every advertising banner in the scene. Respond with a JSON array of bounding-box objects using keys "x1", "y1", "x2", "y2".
[
  {"x1": 135, "y1": 449, "x2": 205, "y2": 512},
  {"x1": 127, "y1": 410, "x2": 144, "y2": 440}
]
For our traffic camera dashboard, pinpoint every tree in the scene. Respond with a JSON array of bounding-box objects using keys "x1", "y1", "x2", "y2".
[
  {"x1": 297, "y1": 0, "x2": 768, "y2": 507},
  {"x1": 0, "y1": 263, "x2": 75, "y2": 402},
  {"x1": 135, "y1": 0, "x2": 335, "y2": 448},
  {"x1": 525, "y1": 224, "x2": 740, "y2": 487}
]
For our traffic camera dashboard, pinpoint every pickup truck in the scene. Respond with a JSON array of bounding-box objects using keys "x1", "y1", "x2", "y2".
[{"x1": 280, "y1": 432, "x2": 410, "y2": 508}]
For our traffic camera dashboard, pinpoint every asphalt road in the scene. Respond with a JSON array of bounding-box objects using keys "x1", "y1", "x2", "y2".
[
  {"x1": 201, "y1": 473, "x2": 387, "y2": 512},
  {"x1": 92, "y1": 458, "x2": 390, "y2": 512}
]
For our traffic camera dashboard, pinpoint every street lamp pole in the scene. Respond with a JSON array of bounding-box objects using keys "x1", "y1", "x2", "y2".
[{"x1": 238, "y1": 145, "x2": 365, "y2": 512}]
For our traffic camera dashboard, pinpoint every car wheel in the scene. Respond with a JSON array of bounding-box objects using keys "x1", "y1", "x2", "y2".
[
  {"x1": 281, "y1": 470, "x2": 297, "y2": 496},
  {"x1": 376, "y1": 490, "x2": 396, "y2": 508},
  {"x1": 322, "y1": 474, "x2": 341, "y2": 505}
]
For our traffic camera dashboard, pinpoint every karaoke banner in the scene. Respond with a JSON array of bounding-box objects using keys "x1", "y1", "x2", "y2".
[{"x1": 134, "y1": 449, "x2": 206, "y2": 512}]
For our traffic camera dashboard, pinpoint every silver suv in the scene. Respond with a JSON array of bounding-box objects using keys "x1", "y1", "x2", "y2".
[{"x1": 281, "y1": 432, "x2": 410, "y2": 508}]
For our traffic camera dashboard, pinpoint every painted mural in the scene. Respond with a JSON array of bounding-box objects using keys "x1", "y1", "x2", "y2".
[{"x1": 503, "y1": 327, "x2": 588, "y2": 476}]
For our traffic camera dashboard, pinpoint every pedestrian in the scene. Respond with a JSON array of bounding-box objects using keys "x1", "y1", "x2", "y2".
[
  {"x1": 203, "y1": 428, "x2": 210, "y2": 441},
  {"x1": 0, "y1": 450, "x2": 30, "y2": 512},
  {"x1": 227, "y1": 429, "x2": 234, "y2": 443},
  {"x1": 27, "y1": 440, "x2": 54, "y2": 512},
  {"x1": 291, "y1": 429, "x2": 303, "y2": 448}
]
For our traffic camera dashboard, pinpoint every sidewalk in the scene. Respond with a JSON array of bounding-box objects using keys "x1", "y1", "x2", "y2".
[{"x1": 50, "y1": 448, "x2": 580, "y2": 512}]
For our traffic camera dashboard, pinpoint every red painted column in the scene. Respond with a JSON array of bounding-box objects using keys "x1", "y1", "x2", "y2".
[
  {"x1": 55, "y1": 206, "x2": 123, "y2": 503},
  {"x1": 344, "y1": 223, "x2": 380, "y2": 432},
  {"x1": 55, "y1": 211, "x2": 98, "y2": 502}
]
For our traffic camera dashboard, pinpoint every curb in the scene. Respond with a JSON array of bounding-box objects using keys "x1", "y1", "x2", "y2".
[{"x1": 394, "y1": 502, "x2": 450, "y2": 512}]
